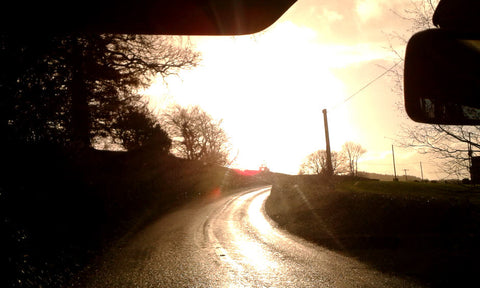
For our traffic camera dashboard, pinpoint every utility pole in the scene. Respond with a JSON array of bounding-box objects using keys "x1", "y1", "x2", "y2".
[
  {"x1": 403, "y1": 169, "x2": 408, "y2": 181},
  {"x1": 392, "y1": 145, "x2": 398, "y2": 181},
  {"x1": 469, "y1": 132, "x2": 473, "y2": 181},
  {"x1": 420, "y1": 162, "x2": 424, "y2": 181},
  {"x1": 322, "y1": 109, "x2": 333, "y2": 177}
]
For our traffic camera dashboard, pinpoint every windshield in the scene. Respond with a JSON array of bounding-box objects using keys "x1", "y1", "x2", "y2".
[
  {"x1": 139, "y1": 1, "x2": 440, "y2": 180},
  {"x1": 2, "y1": 0, "x2": 479, "y2": 288}
]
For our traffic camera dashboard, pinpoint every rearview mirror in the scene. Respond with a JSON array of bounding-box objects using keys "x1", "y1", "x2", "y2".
[{"x1": 404, "y1": 29, "x2": 480, "y2": 125}]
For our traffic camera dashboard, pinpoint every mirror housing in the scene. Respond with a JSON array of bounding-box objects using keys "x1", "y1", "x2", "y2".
[
  {"x1": 1, "y1": 0, "x2": 296, "y2": 35},
  {"x1": 404, "y1": 29, "x2": 480, "y2": 125}
]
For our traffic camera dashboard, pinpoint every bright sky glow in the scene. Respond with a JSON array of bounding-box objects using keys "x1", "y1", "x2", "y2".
[
  {"x1": 143, "y1": 0, "x2": 442, "y2": 180},
  {"x1": 356, "y1": 0, "x2": 382, "y2": 22}
]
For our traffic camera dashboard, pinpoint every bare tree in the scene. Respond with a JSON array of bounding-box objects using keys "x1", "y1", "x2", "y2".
[
  {"x1": 398, "y1": 124, "x2": 478, "y2": 179},
  {"x1": 300, "y1": 150, "x2": 346, "y2": 176},
  {"x1": 342, "y1": 142, "x2": 367, "y2": 176},
  {"x1": 1, "y1": 34, "x2": 201, "y2": 149},
  {"x1": 161, "y1": 105, "x2": 231, "y2": 166}
]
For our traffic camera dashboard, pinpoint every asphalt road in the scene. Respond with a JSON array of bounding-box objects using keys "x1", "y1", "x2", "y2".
[{"x1": 79, "y1": 186, "x2": 422, "y2": 287}]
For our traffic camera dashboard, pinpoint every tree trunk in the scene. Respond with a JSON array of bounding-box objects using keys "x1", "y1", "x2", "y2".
[{"x1": 70, "y1": 38, "x2": 91, "y2": 149}]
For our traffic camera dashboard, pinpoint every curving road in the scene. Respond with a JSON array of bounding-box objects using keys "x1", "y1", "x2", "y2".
[{"x1": 80, "y1": 187, "x2": 422, "y2": 287}]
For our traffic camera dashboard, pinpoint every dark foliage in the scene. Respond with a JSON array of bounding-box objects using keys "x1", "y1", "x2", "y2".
[
  {"x1": 1, "y1": 33, "x2": 199, "y2": 150},
  {"x1": 113, "y1": 105, "x2": 171, "y2": 151},
  {"x1": 1, "y1": 32, "x2": 201, "y2": 287},
  {"x1": 0, "y1": 145, "x2": 266, "y2": 287}
]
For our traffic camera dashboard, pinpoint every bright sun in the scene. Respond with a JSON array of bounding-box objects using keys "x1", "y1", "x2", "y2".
[
  {"x1": 144, "y1": 22, "x2": 360, "y2": 174},
  {"x1": 141, "y1": 0, "x2": 442, "y2": 180}
]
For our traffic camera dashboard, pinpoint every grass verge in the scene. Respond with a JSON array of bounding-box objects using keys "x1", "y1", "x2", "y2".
[{"x1": 265, "y1": 175, "x2": 480, "y2": 287}]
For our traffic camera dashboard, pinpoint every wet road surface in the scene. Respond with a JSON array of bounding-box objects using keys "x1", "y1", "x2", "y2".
[{"x1": 80, "y1": 187, "x2": 422, "y2": 287}]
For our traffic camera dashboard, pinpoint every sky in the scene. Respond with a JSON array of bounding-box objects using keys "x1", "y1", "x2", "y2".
[{"x1": 143, "y1": 0, "x2": 445, "y2": 180}]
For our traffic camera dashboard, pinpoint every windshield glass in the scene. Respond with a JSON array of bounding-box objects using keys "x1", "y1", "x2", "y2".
[
  {"x1": 3, "y1": 1, "x2": 480, "y2": 288},
  {"x1": 141, "y1": 0, "x2": 438, "y2": 180}
]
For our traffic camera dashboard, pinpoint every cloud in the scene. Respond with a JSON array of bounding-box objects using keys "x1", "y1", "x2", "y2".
[
  {"x1": 322, "y1": 9, "x2": 344, "y2": 22},
  {"x1": 356, "y1": 0, "x2": 382, "y2": 22},
  {"x1": 280, "y1": 0, "x2": 416, "y2": 46}
]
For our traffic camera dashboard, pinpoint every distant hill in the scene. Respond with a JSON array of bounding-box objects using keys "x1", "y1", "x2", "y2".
[{"x1": 358, "y1": 171, "x2": 422, "y2": 182}]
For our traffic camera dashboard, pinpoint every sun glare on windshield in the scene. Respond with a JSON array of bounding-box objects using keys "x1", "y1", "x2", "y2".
[{"x1": 140, "y1": 0, "x2": 427, "y2": 177}]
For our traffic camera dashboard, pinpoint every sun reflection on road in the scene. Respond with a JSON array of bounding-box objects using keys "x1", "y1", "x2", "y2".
[
  {"x1": 203, "y1": 187, "x2": 414, "y2": 287},
  {"x1": 234, "y1": 238, "x2": 278, "y2": 271},
  {"x1": 247, "y1": 189, "x2": 278, "y2": 237},
  {"x1": 227, "y1": 189, "x2": 279, "y2": 272}
]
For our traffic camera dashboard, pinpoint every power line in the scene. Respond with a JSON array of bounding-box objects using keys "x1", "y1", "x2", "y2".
[{"x1": 331, "y1": 61, "x2": 402, "y2": 111}]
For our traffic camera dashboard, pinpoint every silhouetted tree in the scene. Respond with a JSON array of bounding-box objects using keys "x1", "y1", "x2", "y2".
[
  {"x1": 1, "y1": 34, "x2": 200, "y2": 150},
  {"x1": 300, "y1": 150, "x2": 346, "y2": 175},
  {"x1": 113, "y1": 105, "x2": 171, "y2": 152},
  {"x1": 342, "y1": 142, "x2": 366, "y2": 176},
  {"x1": 161, "y1": 105, "x2": 231, "y2": 166}
]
